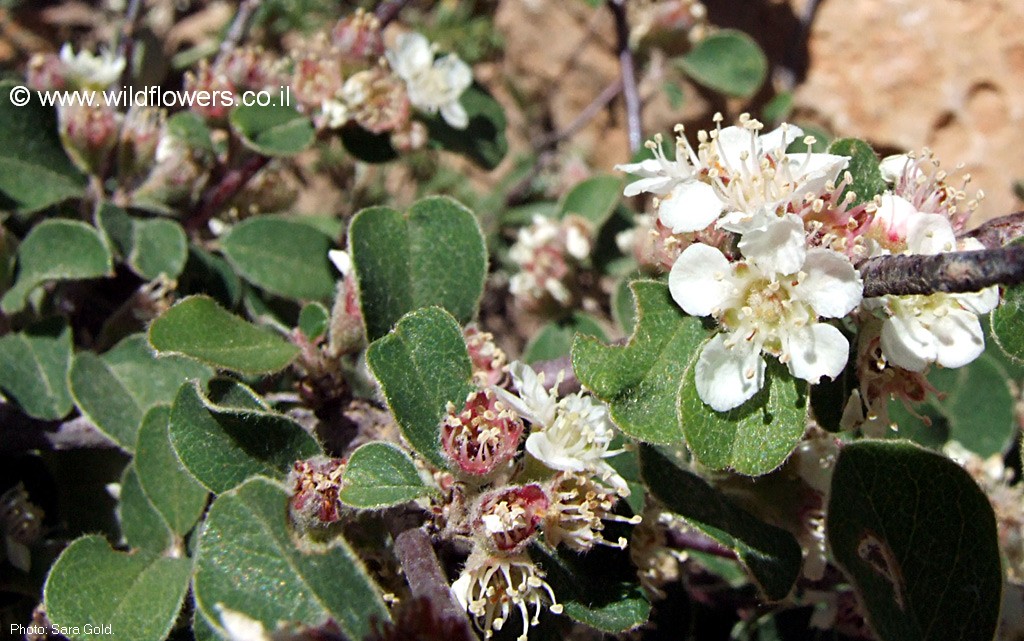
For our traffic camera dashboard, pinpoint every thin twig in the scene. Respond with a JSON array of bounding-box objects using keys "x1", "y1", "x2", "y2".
[
  {"x1": 218, "y1": 0, "x2": 262, "y2": 61},
  {"x1": 607, "y1": 0, "x2": 642, "y2": 153},
  {"x1": 375, "y1": 0, "x2": 414, "y2": 28},
  {"x1": 114, "y1": 0, "x2": 145, "y2": 81},
  {"x1": 859, "y1": 245, "x2": 1024, "y2": 298},
  {"x1": 535, "y1": 79, "x2": 623, "y2": 150},
  {"x1": 962, "y1": 210, "x2": 1024, "y2": 250},
  {"x1": 393, "y1": 528, "x2": 474, "y2": 636},
  {"x1": 186, "y1": 154, "x2": 270, "y2": 232}
]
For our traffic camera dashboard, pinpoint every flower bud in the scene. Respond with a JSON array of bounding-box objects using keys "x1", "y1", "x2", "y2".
[
  {"x1": 342, "y1": 67, "x2": 411, "y2": 135},
  {"x1": 441, "y1": 389, "x2": 524, "y2": 478},
  {"x1": 464, "y1": 326, "x2": 508, "y2": 387},
  {"x1": 58, "y1": 103, "x2": 122, "y2": 175},
  {"x1": 288, "y1": 457, "x2": 345, "y2": 530},
  {"x1": 473, "y1": 484, "x2": 549, "y2": 553},
  {"x1": 331, "y1": 9, "x2": 385, "y2": 62}
]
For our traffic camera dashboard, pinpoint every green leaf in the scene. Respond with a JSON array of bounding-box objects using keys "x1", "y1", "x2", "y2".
[
  {"x1": 639, "y1": 446, "x2": 803, "y2": 600},
  {"x1": 135, "y1": 405, "x2": 209, "y2": 535},
  {"x1": 298, "y1": 302, "x2": 330, "y2": 340},
  {"x1": 366, "y1": 307, "x2": 474, "y2": 468},
  {"x1": 532, "y1": 543, "x2": 650, "y2": 633},
  {"x1": 117, "y1": 464, "x2": 174, "y2": 553},
  {"x1": 827, "y1": 440, "x2": 1002, "y2": 641},
  {"x1": 339, "y1": 442, "x2": 430, "y2": 508},
  {"x1": 167, "y1": 111, "x2": 215, "y2": 154},
  {"x1": 680, "y1": 360, "x2": 808, "y2": 476},
  {"x1": 230, "y1": 103, "x2": 314, "y2": 157},
  {"x1": 677, "y1": 30, "x2": 768, "y2": 98},
  {"x1": 887, "y1": 343, "x2": 1021, "y2": 457},
  {"x1": 179, "y1": 246, "x2": 243, "y2": 308},
  {"x1": 991, "y1": 252, "x2": 1024, "y2": 362},
  {"x1": 130, "y1": 218, "x2": 188, "y2": 280},
  {"x1": 558, "y1": 175, "x2": 623, "y2": 230},
  {"x1": 573, "y1": 281, "x2": 705, "y2": 443},
  {"x1": 828, "y1": 138, "x2": 887, "y2": 205},
  {"x1": 0, "y1": 80, "x2": 86, "y2": 212},
  {"x1": 350, "y1": 197, "x2": 487, "y2": 340},
  {"x1": 523, "y1": 312, "x2": 607, "y2": 364},
  {"x1": 611, "y1": 275, "x2": 639, "y2": 335},
  {"x1": 194, "y1": 477, "x2": 389, "y2": 639},
  {"x1": 1, "y1": 219, "x2": 113, "y2": 314},
  {"x1": 149, "y1": 296, "x2": 299, "y2": 374},
  {"x1": 221, "y1": 217, "x2": 336, "y2": 301},
  {"x1": 44, "y1": 535, "x2": 192, "y2": 641},
  {"x1": 168, "y1": 381, "x2": 321, "y2": 493},
  {"x1": 0, "y1": 317, "x2": 73, "y2": 420},
  {"x1": 424, "y1": 84, "x2": 508, "y2": 170},
  {"x1": 69, "y1": 334, "x2": 213, "y2": 451}
]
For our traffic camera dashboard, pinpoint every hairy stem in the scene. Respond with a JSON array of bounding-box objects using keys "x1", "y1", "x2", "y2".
[
  {"x1": 187, "y1": 154, "x2": 270, "y2": 232},
  {"x1": 393, "y1": 528, "x2": 474, "y2": 634},
  {"x1": 607, "y1": 0, "x2": 642, "y2": 153}
]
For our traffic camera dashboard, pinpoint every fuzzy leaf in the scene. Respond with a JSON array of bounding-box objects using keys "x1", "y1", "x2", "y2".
[
  {"x1": 366, "y1": 307, "x2": 474, "y2": 468},
  {"x1": 991, "y1": 256, "x2": 1024, "y2": 364},
  {"x1": 69, "y1": 334, "x2": 213, "y2": 452},
  {"x1": 44, "y1": 535, "x2": 192, "y2": 641},
  {"x1": 1, "y1": 219, "x2": 113, "y2": 314},
  {"x1": 573, "y1": 281, "x2": 706, "y2": 443},
  {"x1": 424, "y1": 84, "x2": 507, "y2": 169},
  {"x1": 135, "y1": 405, "x2": 209, "y2": 535},
  {"x1": 0, "y1": 80, "x2": 86, "y2": 212},
  {"x1": 168, "y1": 381, "x2": 321, "y2": 493},
  {"x1": 339, "y1": 442, "x2": 430, "y2": 508},
  {"x1": 130, "y1": 218, "x2": 188, "y2": 280},
  {"x1": 221, "y1": 217, "x2": 337, "y2": 301},
  {"x1": 827, "y1": 440, "x2": 1002, "y2": 641},
  {"x1": 558, "y1": 174, "x2": 623, "y2": 230},
  {"x1": 194, "y1": 477, "x2": 389, "y2": 639},
  {"x1": 148, "y1": 296, "x2": 299, "y2": 374},
  {"x1": 350, "y1": 197, "x2": 486, "y2": 340},
  {"x1": 298, "y1": 302, "x2": 330, "y2": 340},
  {"x1": 230, "y1": 103, "x2": 314, "y2": 156},
  {"x1": 639, "y1": 446, "x2": 803, "y2": 600},
  {"x1": 828, "y1": 138, "x2": 887, "y2": 205},
  {"x1": 677, "y1": 30, "x2": 768, "y2": 98},
  {"x1": 117, "y1": 464, "x2": 174, "y2": 553},
  {"x1": 0, "y1": 317, "x2": 73, "y2": 420}
]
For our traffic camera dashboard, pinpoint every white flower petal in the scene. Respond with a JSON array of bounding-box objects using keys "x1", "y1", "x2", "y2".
[
  {"x1": 880, "y1": 314, "x2": 934, "y2": 372},
  {"x1": 714, "y1": 126, "x2": 754, "y2": 170},
  {"x1": 760, "y1": 123, "x2": 804, "y2": 153},
  {"x1": 525, "y1": 431, "x2": 586, "y2": 472},
  {"x1": 906, "y1": 213, "x2": 956, "y2": 255},
  {"x1": 440, "y1": 101, "x2": 468, "y2": 129},
  {"x1": 502, "y1": 361, "x2": 558, "y2": 427},
  {"x1": 874, "y1": 194, "x2": 918, "y2": 243},
  {"x1": 622, "y1": 174, "x2": 675, "y2": 197},
  {"x1": 797, "y1": 248, "x2": 863, "y2": 318},
  {"x1": 737, "y1": 213, "x2": 806, "y2": 274},
  {"x1": 954, "y1": 285, "x2": 1000, "y2": 315},
  {"x1": 694, "y1": 334, "x2": 765, "y2": 412},
  {"x1": 784, "y1": 323, "x2": 850, "y2": 384},
  {"x1": 615, "y1": 159, "x2": 662, "y2": 178},
  {"x1": 328, "y1": 249, "x2": 352, "y2": 276},
  {"x1": 931, "y1": 308, "x2": 985, "y2": 369},
  {"x1": 388, "y1": 32, "x2": 433, "y2": 79},
  {"x1": 435, "y1": 54, "x2": 473, "y2": 94},
  {"x1": 669, "y1": 243, "x2": 735, "y2": 317},
  {"x1": 879, "y1": 154, "x2": 913, "y2": 183},
  {"x1": 657, "y1": 179, "x2": 723, "y2": 233}
]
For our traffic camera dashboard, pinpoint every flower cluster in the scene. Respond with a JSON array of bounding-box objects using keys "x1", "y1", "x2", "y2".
[
  {"x1": 508, "y1": 214, "x2": 595, "y2": 313},
  {"x1": 619, "y1": 114, "x2": 998, "y2": 419},
  {"x1": 443, "y1": 360, "x2": 638, "y2": 640}
]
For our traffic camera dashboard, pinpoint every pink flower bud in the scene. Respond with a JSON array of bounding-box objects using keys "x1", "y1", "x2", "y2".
[
  {"x1": 59, "y1": 103, "x2": 121, "y2": 175},
  {"x1": 26, "y1": 53, "x2": 66, "y2": 91},
  {"x1": 473, "y1": 484, "x2": 549, "y2": 553},
  {"x1": 441, "y1": 389, "x2": 524, "y2": 478},
  {"x1": 331, "y1": 9, "x2": 385, "y2": 62},
  {"x1": 463, "y1": 326, "x2": 508, "y2": 387}
]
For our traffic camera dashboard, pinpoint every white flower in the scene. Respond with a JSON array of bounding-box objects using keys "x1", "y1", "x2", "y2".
[
  {"x1": 669, "y1": 231, "x2": 862, "y2": 411},
  {"x1": 452, "y1": 550, "x2": 561, "y2": 641},
  {"x1": 386, "y1": 32, "x2": 472, "y2": 129},
  {"x1": 59, "y1": 44, "x2": 125, "y2": 89},
  {"x1": 319, "y1": 98, "x2": 350, "y2": 129},
  {"x1": 328, "y1": 249, "x2": 352, "y2": 276},
  {"x1": 496, "y1": 361, "x2": 629, "y2": 495},
  {"x1": 863, "y1": 210, "x2": 999, "y2": 372}
]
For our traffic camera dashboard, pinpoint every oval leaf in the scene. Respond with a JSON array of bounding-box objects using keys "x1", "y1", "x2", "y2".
[
  {"x1": 680, "y1": 360, "x2": 808, "y2": 476},
  {"x1": 130, "y1": 218, "x2": 188, "y2": 280},
  {"x1": 339, "y1": 442, "x2": 430, "y2": 508},
  {"x1": 678, "y1": 30, "x2": 768, "y2": 98},
  {"x1": 194, "y1": 477, "x2": 389, "y2": 639},
  {"x1": 148, "y1": 296, "x2": 299, "y2": 374},
  {"x1": 117, "y1": 464, "x2": 174, "y2": 553},
  {"x1": 573, "y1": 281, "x2": 707, "y2": 443},
  {"x1": 44, "y1": 535, "x2": 192, "y2": 641},
  {"x1": 828, "y1": 138, "x2": 887, "y2": 205},
  {"x1": 0, "y1": 317, "x2": 73, "y2": 420},
  {"x1": 230, "y1": 103, "x2": 314, "y2": 156},
  {"x1": 135, "y1": 405, "x2": 209, "y2": 535},
  {"x1": 221, "y1": 217, "x2": 336, "y2": 301},
  {"x1": 0, "y1": 80, "x2": 85, "y2": 212},
  {"x1": 639, "y1": 445, "x2": 803, "y2": 600},
  {"x1": 350, "y1": 197, "x2": 487, "y2": 340},
  {"x1": 1, "y1": 219, "x2": 113, "y2": 314},
  {"x1": 827, "y1": 440, "x2": 1002, "y2": 641},
  {"x1": 168, "y1": 381, "x2": 321, "y2": 494},
  {"x1": 423, "y1": 84, "x2": 507, "y2": 170},
  {"x1": 366, "y1": 307, "x2": 474, "y2": 468},
  {"x1": 559, "y1": 175, "x2": 624, "y2": 231}
]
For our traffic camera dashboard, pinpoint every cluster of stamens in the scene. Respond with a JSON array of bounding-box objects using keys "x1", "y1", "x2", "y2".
[{"x1": 441, "y1": 389, "x2": 524, "y2": 478}]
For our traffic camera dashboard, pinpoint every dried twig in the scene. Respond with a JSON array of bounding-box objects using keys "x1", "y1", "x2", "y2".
[
  {"x1": 607, "y1": 0, "x2": 642, "y2": 153},
  {"x1": 535, "y1": 79, "x2": 623, "y2": 150},
  {"x1": 114, "y1": 0, "x2": 145, "y2": 80},
  {"x1": 393, "y1": 528, "x2": 474, "y2": 636},
  {"x1": 186, "y1": 154, "x2": 270, "y2": 232},
  {"x1": 859, "y1": 245, "x2": 1024, "y2": 298},
  {"x1": 0, "y1": 402, "x2": 117, "y2": 453},
  {"x1": 218, "y1": 0, "x2": 262, "y2": 61}
]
